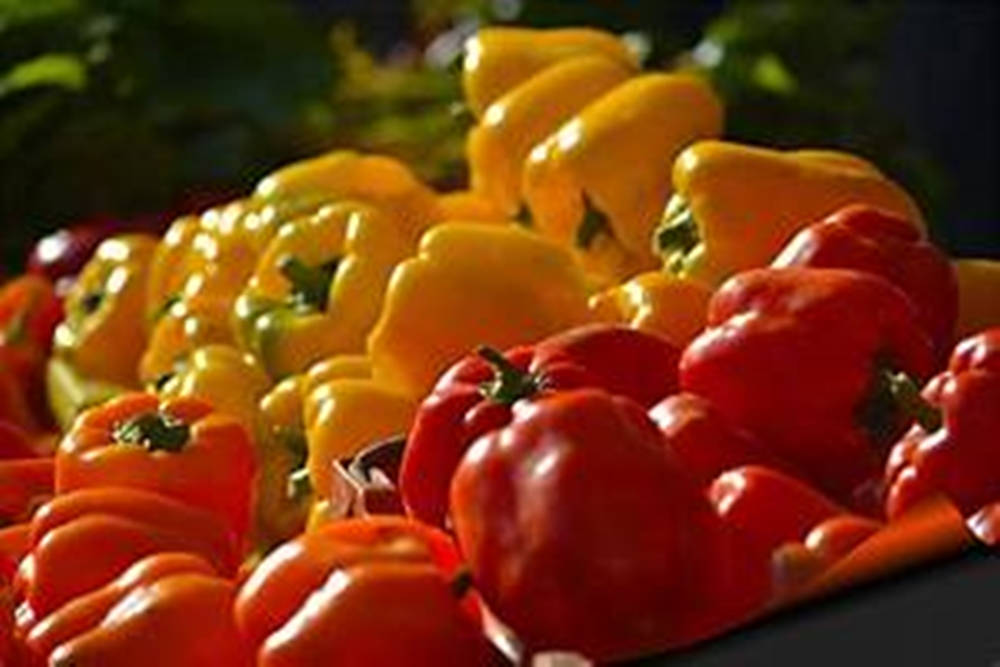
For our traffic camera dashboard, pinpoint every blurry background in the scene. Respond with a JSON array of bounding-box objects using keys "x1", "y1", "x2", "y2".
[{"x1": 1, "y1": 0, "x2": 997, "y2": 271}]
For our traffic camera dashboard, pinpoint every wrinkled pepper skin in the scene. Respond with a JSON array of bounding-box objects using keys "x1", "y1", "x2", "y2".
[
  {"x1": 523, "y1": 73, "x2": 724, "y2": 283},
  {"x1": 53, "y1": 234, "x2": 158, "y2": 387},
  {"x1": 657, "y1": 141, "x2": 926, "y2": 286},
  {"x1": 18, "y1": 488, "x2": 238, "y2": 622},
  {"x1": 885, "y1": 328, "x2": 1000, "y2": 518},
  {"x1": 588, "y1": 270, "x2": 713, "y2": 349},
  {"x1": 468, "y1": 54, "x2": 634, "y2": 216},
  {"x1": 401, "y1": 324, "x2": 682, "y2": 526},
  {"x1": 462, "y1": 26, "x2": 637, "y2": 119},
  {"x1": 680, "y1": 268, "x2": 935, "y2": 510},
  {"x1": 23, "y1": 552, "x2": 217, "y2": 665},
  {"x1": 953, "y1": 258, "x2": 1000, "y2": 339},
  {"x1": 235, "y1": 516, "x2": 492, "y2": 667},
  {"x1": 368, "y1": 222, "x2": 593, "y2": 398},
  {"x1": 235, "y1": 202, "x2": 417, "y2": 379},
  {"x1": 649, "y1": 393, "x2": 788, "y2": 487},
  {"x1": 773, "y1": 204, "x2": 957, "y2": 361},
  {"x1": 451, "y1": 389, "x2": 769, "y2": 661},
  {"x1": 56, "y1": 393, "x2": 256, "y2": 542}
]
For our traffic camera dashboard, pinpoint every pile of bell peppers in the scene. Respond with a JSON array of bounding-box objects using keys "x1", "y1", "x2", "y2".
[{"x1": 0, "y1": 24, "x2": 999, "y2": 666}]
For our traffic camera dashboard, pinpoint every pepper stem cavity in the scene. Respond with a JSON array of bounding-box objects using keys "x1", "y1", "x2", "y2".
[
  {"x1": 115, "y1": 411, "x2": 191, "y2": 453},
  {"x1": 449, "y1": 567, "x2": 474, "y2": 599},
  {"x1": 655, "y1": 202, "x2": 700, "y2": 274},
  {"x1": 476, "y1": 345, "x2": 542, "y2": 405},
  {"x1": 576, "y1": 193, "x2": 611, "y2": 249},
  {"x1": 279, "y1": 255, "x2": 340, "y2": 311},
  {"x1": 859, "y1": 364, "x2": 942, "y2": 445}
]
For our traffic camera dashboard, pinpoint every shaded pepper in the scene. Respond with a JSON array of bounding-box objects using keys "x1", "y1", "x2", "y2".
[
  {"x1": 56, "y1": 392, "x2": 257, "y2": 542},
  {"x1": 523, "y1": 73, "x2": 724, "y2": 283},
  {"x1": 680, "y1": 267, "x2": 935, "y2": 511},
  {"x1": 952, "y1": 258, "x2": 1000, "y2": 339},
  {"x1": 53, "y1": 234, "x2": 158, "y2": 387},
  {"x1": 655, "y1": 141, "x2": 925, "y2": 286},
  {"x1": 368, "y1": 222, "x2": 593, "y2": 399}
]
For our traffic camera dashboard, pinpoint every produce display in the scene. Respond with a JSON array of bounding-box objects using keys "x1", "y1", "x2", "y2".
[{"x1": 1, "y1": 25, "x2": 999, "y2": 666}]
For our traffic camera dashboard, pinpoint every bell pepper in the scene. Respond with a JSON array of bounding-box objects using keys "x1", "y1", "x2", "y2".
[
  {"x1": 43, "y1": 569, "x2": 248, "y2": 667},
  {"x1": 401, "y1": 323, "x2": 682, "y2": 526},
  {"x1": 773, "y1": 204, "x2": 957, "y2": 361},
  {"x1": 368, "y1": 222, "x2": 593, "y2": 398},
  {"x1": 56, "y1": 392, "x2": 257, "y2": 542},
  {"x1": 680, "y1": 267, "x2": 935, "y2": 511},
  {"x1": 434, "y1": 190, "x2": 509, "y2": 224},
  {"x1": 462, "y1": 26, "x2": 637, "y2": 119},
  {"x1": 45, "y1": 357, "x2": 126, "y2": 433},
  {"x1": 953, "y1": 258, "x2": 1000, "y2": 339},
  {"x1": 53, "y1": 234, "x2": 158, "y2": 387},
  {"x1": 655, "y1": 141, "x2": 926, "y2": 286},
  {"x1": 18, "y1": 488, "x2": 239, "y2": 622},
  {"x1": 588, "y1": 270, "x2": 713, "y2": 349},
  {"x1": 649, "y1": 393, "x2": 789, "y2": 487},
  {"x1": 0, "y1": 420, "x2": 37, "y2": 460},
  {"x1": 522, "y1": 73, "x2": 724, "y2": 282},
  {"x1": 467, "y1": 54, "x2": 634, "y2": 216},
  {"x1": 234, "y1": 516, "x2": 492, "y2": 666},
  {"x1": 234, "y1": 201, "x2": 418, "y2": 379},
  {"x1": 885, "y1": 328, "x2": 1000, "y2": 518},
  {"x1": 451, "y1": 389, "x2": 769, "y2": 661},
  {"x1": 23, "y1": 551, "x2": 217, "y2": 664},
  {"x1": 0, "y1": 457, "x2": 52, "y2": 526},
  {"x1": 145, "y1": 215, "x2": 203, "y2": 323},
  {"x1": 139, "y1": 296, "x2": 234, "y2": 387}
]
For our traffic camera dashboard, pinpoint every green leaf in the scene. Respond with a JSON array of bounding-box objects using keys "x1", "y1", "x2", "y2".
[
  {"x1": 751, "y1": 52, "x2": 796, "y2": 95},
  {"x1": 1, "y1": 52, "x2": 86, "y2": 95},
  {"x1": 0, "y1": 0, "x2": 80, "y2": 28}
]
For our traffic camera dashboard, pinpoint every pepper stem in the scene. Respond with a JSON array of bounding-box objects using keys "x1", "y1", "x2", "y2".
[
  {"x1": 654, "y1": 204, "x2": 700, "y2": 274},
  {"x1": 858, "y1": 365, "x2": 942, "y2": 445},
  {"x1": 114, "y1": 412, "x2": 191, "y2": 453},
  {"x1": 884, "y1": 369, "x2": 943, "y2": 433},
  {"x1": 278, "y1": 255, "x2": 339, "y2": 311},
  {"x1": 477, "y1": 345, "x2": 542, "y2": 406}
]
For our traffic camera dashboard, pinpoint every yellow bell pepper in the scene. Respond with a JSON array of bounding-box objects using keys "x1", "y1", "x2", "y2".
[
  {"x1": 953, "y1": 258, "x2": 1000, "y2": 339},
  {"x1": 257, "y1": 374, "x2": 311, "y2": 544},
  {"x1": 139, "y1": 297, "x2": 233, "y2": 387},
  {"x1": 53, "y1": 234, "x2": 158, "y2": 387},
  {"x1": 234, "y1": 201, "x2": 418, "y2": 379},
  {"x1": 462, "y1": 26, "x2": 637, "y2": 119},
  {"x1": 467, "y1": 54, "x2": 634, "y2": 216},
  {"x1": 655, "y1": 140, "x2": 927, "y2": 286},
  {"x1": 435, "y1": 190, "x2": 510, "y2": 224},
  {"x1": 522, "y1": 73, "x2": 724, "y2": 283},
  {"x1": 146, "y1": 215, "x2": 201, "y2": 322},
  {"x1": 46, "y1": 357, "x2": 125, "y2": 432},
  {"x1": 588, "y1": 271, "x2": 713, "y2": 349},
  {"x1": 367, "y1": 222, "x2": 593, "y2": 398}
]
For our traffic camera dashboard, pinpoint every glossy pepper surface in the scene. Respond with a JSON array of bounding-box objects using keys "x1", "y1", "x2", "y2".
[
  {"x1": 953, "y1": 258, "x2": 1000, "y2": 339},
  {"x1": 462, "y1": 26, "x2": 637, "y2": 119},
  {"x1": 885, "y1": 328, "x2": 1000, "y2": 518},
  {"x1": 467, "y1": 54, "x2": 634, "y2": 216},
  {"x1": 235, "y1": 201, "x2": 418, "y2": 379},
  {"x1": 56, "y1": 392, "x2": 257, "y2": 542},
  {"x1": 451, "y1": 389, "x2": 769, "y2": 661},
  {"x1": 656, "y1": 141, "x2": 926, "y2": 286},
  {"x1": 773, "y1": 204, "x2": 957, "y2": 361},
  {"x1": 401, "y1": 323, "x2": 682, "y2": 526},
  {"x1": 235, "y1": 516, "x2": 492, "y2": 667},
  {"x1": 523, "y1": 73, "x2": 724, "y2": 282},
  {"x1": 680, "y1": 267, "x2": 935, "y2": 510},
  {"x1": 368, "y1": 222, "x2": 593, "y2": 398},
  {"x1": 53, "y1": 234, "x2": 158, "y2": 387}
]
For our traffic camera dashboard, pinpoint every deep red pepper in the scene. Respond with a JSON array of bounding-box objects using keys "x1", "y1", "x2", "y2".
[
  {"x1": 400, "y1": 324, "x2": 682, "y2": 526},
  {"x1": 885, "y1": 327, "x2": 1000, "y2": 518},
  {"x1": 680, "y1": 267, "x2": 935, "y2": 511},
  {"x1": 772, "y1": 204, "x2": 958, "y2": 362}
]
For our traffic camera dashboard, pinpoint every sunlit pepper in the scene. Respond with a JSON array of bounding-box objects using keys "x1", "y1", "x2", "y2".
[
  {"x1": 234, "y1": 202, "x2": 418, "y2": 379},
  {"x1": 53, "y1": 234, "x2": 158, "y2": 387},
  {"x1": 523, "y1": 73, "x2": 724, "y2": 282},
  {"x1": 368, "y1": 222, "x2": 593, "y2": 398},
  {"x1": 467, "y1": 54, "x2": 634, "y2": 216},
  {"x1": 655, "y1": 141, "x2": 926, "y2": 286},
  {"x1": 588, "y1": 271, "x2": 713, "y2": 349},
  {"x1": 952, "y1": 258, "x2": 1000, "y2": 339},
  {"x1": 434, "y1": 190, "x2": 509, "y2": 224},
  {"x1": 139, "y1": 297, "x2": 234, "y2": 387},
  {"x1": 462, "y1": 26, "x2": 637, "y2": 119},
  {"x1": 56, "y1": 392, "x2": 257, "y2": 542}
]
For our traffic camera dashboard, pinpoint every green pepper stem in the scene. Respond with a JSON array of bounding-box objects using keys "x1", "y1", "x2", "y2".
[
  {"x1": 885, "y1": 369, "x2": 943, "y2": 433},
  {"x1": 476, "y1": 345, "x2": 542, "y2": 406},
  {"x1": 286, "y1": 467, "x2": 313, "y2": 503},
  {"x1": 114, "y1": 412, "x2": 191, "y2": 453},
  {"x1": 278, "y1": 255, "x2": 339, "y2": 311},
  {"x1": 654, "y1": 204, "x2": 700, "y2": 274}
]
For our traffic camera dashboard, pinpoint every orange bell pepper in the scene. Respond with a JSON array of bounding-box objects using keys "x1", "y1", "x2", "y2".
[{"x1": 55, "y1": 393, "x2": 256, "y2": 543}]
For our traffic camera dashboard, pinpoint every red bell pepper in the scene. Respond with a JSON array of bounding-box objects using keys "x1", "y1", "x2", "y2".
[
  {"x1": 450, "y1": 389, "x2": 769, "y2": 661},
  {"x1": 885, "y1": 327, "x2": 1000, "y2": 518},
  {"x1": 681, "y1": 267, "x2": 935, "y2": 511},
  {"x1": 773, "y1": 204, "x2": 958, "y2": 361},
  {"x1": 0, "y1": 457, "x2": 53, "y2": 526},
  {"x1": 400, "y1": 323, "x2": 682, "y2": 526},
  {"x1": 0, "y1": 420, "x2": 38, "y2": 460}
]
